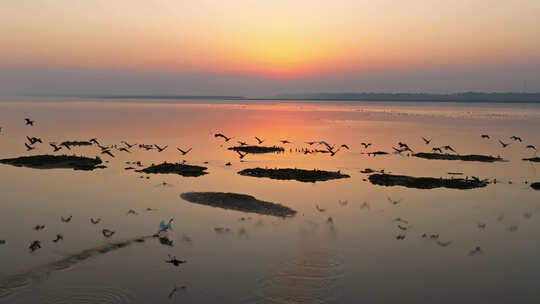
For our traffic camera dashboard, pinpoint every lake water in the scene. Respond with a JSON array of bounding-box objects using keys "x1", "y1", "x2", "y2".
[{"x1": 0, "y1": 99, "x2": 539, "y2": 303}]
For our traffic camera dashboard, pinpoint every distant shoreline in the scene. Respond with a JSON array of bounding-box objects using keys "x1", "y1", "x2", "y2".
[{"x1": 4, "y1": 92, "x2": 540, "y2": 103}]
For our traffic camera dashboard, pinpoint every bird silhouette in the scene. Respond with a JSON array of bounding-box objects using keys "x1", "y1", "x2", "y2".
[
  {"x1": 90, "y1": 218, "x2": 101, "y2": 224},
  {"x1": 121, "y1": 141, "x2": 136, "y2": 148},
  {"x1": 176, "y1": 147, "x2": 192, "y2": 155},
  {"x1": 52, "y1": 234, "x2": 63, "y2": 243},
  {"x1": 34, "y1": 225, "x2": 45, "y2": 231},
  {"x1": 154, "y1": 144, "x2": 167, "y2": 152},
  {"x1": 214, "y1": 133, "x2": 232, "y2": 142},
  {"x1": 24, "y1": 143, "x2": 35, "y2": 151},
  {"x1": 432, "y1": 147, "x2": 442, "y2": 153},
  {"x1": 49, "y1": 143, "x2": 62, "y2": 152},
  {"x1": 387, "y1": 196, "x2": 403, "y2": 205},
  {"x1": 60, "y1": 142, "x2": 71, "y2": 150},
  {"x1": 498, "y1": 140, "x2": 510, "y2": 148},
  {"x1": 119, "y1": 147, "x2": 131, "y2": 153},
  {"x1": 340, "y1": 144, "x2": 350, "y2": 150},
  {"x1": 236, "y1": 150, "x2": 247, "y2": 159},
  {"x1": 102, "y1": 229, "x2": 115, "y2": 238},
  {"x1": 254, "y1": 136, "x2": 265, "y2": 144},
  {"x1": 101, "y1": 150, "x2": 115, "y2": 158},
  {"x1": 60, "y1": 215, "x2": 72, "y2": 223},
  {"x1": 481, "y1": 134, "x2": 490, "y2": 139},
  {"x1": 421, "y1": 137, "x2": 432, "y2": 144},
  {"x1": 443, "y1": 145, "x2": 456, "y2": 153},
  {"x1": 165, "y1": 255, "x2": 186, "y2": 266},
  {"x1": 510, "y1": 136, "x2": 522, "y2": 142},
  {"x1": 29, "y1": 240, "x2": 41, "y2": 252},
  {"x1": 360, "y1": 142, "x2": 372, "y2": 148},
  {"x1": 24, "y1": 118, "x2": 34, "y2": 126},
  {"x1": 526, "y1": 145, "x2": 536, "y2": 151}
]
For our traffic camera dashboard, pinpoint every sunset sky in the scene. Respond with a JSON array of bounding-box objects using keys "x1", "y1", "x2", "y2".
[{"x1": 1, "y1": 0, "x2": 539, "y2": 96}]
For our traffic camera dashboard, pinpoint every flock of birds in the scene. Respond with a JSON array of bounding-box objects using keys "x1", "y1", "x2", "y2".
[{"x1": 0, "y1": 114, "x2": 538, "y2": 301}]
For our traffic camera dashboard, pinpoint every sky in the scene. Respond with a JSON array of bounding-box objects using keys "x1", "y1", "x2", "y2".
[{"x1": 1, "y1": 0, "x2": 539, "y2": 97}]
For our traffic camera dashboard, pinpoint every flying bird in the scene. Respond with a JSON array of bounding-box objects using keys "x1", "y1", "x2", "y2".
[
  {"x1": 121, "y1": 141, "x2": 136, "y2": 148},
  {"x1": 165, "y1": 255, "x2": 186, "y2": 266},
  {"x1": 49, "y1": 143, "x2": 62, "y2": 152},
  {"x1": 25, "y1": 118, "x2": 34, "y2": 126},
  {"x1": 29, "y1": 240, "x2": 41, "y2": 252},
  {"x1": 118, "y1": 147, "x2": 131, "y2": 153},
  {"x1": 154, "y1": 144, "x2": 167, "y2": 152},
  {"x1": 510, "y1": 136, "x2": 522, "y2": 142},
  {"x1": 526, "y1": 145, "x2": 536, "y2": 151},
  {"x1": 52, "y1": 234, "x2": 64, "y2": 243},
  {"x1": 176, "y1": 147, "x2": 192, "y2": 155},
  {"x1": 24, "y1": 143, "x2": 35, "y2": 151},
  {"x1": 340, "y1": 144, "x2": 350, "y2": 150},
  {"x1": 90, "y1": 218, "x2": 101, "y2": 224},
  {"x1": 214, "y1": 133, "x2": 232, "y2": 142},
  {"x1": 481, "y1": 134, "x2": 490, "y2": 139},
  {"x1": 102, "y1": 229, "x2": 115, "y2": 238},
  {"x1": 360, "y1": 142, "x2": 372, "y2": 148},
  {"x1": 432, "y1": 147, "x2": 442, "y2": 153},
  {"x1": 421, "y1": 137, "x2": 432, "y2": 144},
  {"x1": 236, "y1": 150, "x2": 247, "y2": 159},
  {"x1": 60, "y1": 215, "x2": 72, "y2": 223},
  {"x1": 101, "y1": 150, "x2": 115, "y2": 158},
  {"x1": 443, "y1": 145, "x2": 456, "y2": 153},
  {"x1": 498, "y1": 140, "x2": 510, "y2": 148},
  {"x1": 254, "y1": 136, "x2": 265, "y2": 144},
  {"x1": 387, "y1": 196, "x2": 402, "y2": 205}
]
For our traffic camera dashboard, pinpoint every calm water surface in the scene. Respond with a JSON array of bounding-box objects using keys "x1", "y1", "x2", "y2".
[{"x1": 0, "y1": 100, "x2": 539, "y2": 303}]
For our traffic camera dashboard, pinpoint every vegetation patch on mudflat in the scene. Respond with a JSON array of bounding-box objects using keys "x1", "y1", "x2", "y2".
[
  {"x1": 413, "y1": 152, "x2": 504, "y2": 163},
  {"x1": 522, "y1": 157, "x2": 540, "y2": 163},
  {"x1": 531, "y1": 182, "x2": 540, "y2": 190},
  {"x1": 0, "y1": 155, "x2": 103, "y2": 170},
  {"x1": 368, "y1": 173, "x2": 488, "y2": 190},
  {"x1": 228, "y1": 145, "x2": 284, "y2": 154},
  {"x1": 137, "y1": 162, "x2": 208, "y2": 177},
  {"x1": 238, "y1": 167, "x2": 350, "y2": 183},
  {"x1": 180, "y1": 192, "x2": 296, "y2": 217}
]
